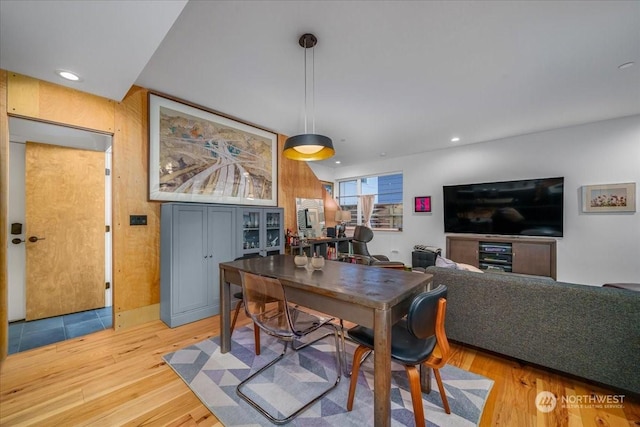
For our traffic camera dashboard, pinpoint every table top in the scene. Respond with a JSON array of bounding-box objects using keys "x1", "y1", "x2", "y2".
[{"x1": 220, "y1": 254, "x2": 431, "y2": 311}]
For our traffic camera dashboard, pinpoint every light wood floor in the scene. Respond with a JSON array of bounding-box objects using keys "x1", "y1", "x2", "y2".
[{"x1": 1, "y1": 314, "x2": 638, "y2": 426}]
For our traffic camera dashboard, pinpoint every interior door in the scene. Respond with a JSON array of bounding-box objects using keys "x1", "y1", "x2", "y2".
[{"x1": 25, "y1": 141, "x2": 105, "y2": 320}]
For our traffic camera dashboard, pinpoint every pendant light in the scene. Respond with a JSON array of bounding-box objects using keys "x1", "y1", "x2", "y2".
[{"x1": 283, "y1": 33, "x2": 335, "y2": 161}]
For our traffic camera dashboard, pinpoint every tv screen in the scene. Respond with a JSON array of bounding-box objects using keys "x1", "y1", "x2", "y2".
[{"x1": 443, "y1": 177, "x2": 564, "y2": 237}]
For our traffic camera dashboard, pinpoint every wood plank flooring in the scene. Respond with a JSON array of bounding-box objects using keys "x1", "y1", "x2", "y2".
[{"x1": 1, "y1": 314, "x2": 638, "y2": 426}]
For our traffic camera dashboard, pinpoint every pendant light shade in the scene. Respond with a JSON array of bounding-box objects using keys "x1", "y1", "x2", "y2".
[
  {"x1": 284, "y1": 33, "x2": 335, "y2": 161},
  {"x1": 283, "y1": 134, "x2": 334, "y2": 160}
]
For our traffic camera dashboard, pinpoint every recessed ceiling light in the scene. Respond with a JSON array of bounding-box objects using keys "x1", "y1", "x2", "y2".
[
  {"x1": 335, "y1": 160, "x2": 341, "y2": 164},
  {"x1": 56, "y1": 70, "x2": 81, "y2": 81},
  {"x1": 451, "y1": 137, "x2": 460, "y2": 142},
  {"x1": 380, "y1": 152, "x2": 387, "y2": 157},
  {"x1": 618, "y1": 62, "x2": 635, "y2": 70}
]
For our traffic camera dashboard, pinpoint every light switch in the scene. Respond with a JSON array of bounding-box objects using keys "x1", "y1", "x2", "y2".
[{"x1": 130, "y1": 215, "x2": 147, "y2": 226}]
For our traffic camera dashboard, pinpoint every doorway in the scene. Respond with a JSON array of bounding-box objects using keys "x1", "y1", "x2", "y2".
[{"x1": 7, "y1": 117, "x2": 112, "y2": 325}]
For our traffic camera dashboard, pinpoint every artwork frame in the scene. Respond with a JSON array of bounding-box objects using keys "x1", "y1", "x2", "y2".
[
  {"x1": 321, "y1": 181, "x2": 334, "y2": 197},
  {"x1": 414, "y1": 196, "x2": 432, "y2": 213},
  {"x1": 581, "y1": 182, "x2": 636, "y2": 213},
  {"x1": 148, "y1": 93, "x2": 278, "y2": 206}
]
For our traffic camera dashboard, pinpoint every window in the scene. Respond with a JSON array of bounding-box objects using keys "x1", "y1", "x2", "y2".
[{"x1": 337, "y1": 173, "x2": 403, "y2": 231}]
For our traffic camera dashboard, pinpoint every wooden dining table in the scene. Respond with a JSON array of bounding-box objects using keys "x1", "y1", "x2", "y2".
[{"x1": 219, "y1": 254, "x2": 433, "y2": 427}]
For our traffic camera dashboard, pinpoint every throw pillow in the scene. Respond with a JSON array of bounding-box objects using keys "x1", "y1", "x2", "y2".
[
  {"x1": 435, "y1": 255, "x2": 458, "y2": 269},
  {"x1": 457, "y1": 263, "x2": 484, "y2": 273}
]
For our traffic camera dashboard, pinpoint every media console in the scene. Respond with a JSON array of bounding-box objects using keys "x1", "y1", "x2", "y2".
[{"x1": 446, "y1": 235, "x2": 557, "y2": 279}]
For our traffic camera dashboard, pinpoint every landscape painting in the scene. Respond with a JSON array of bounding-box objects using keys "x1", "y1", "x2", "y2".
[{"x1": 149, "y1": 93, "x2": 277, "y2": 206}]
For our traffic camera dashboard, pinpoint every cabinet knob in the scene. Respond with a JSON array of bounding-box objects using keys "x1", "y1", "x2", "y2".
[{"x1": 204, "y1": 255, "x2": 208, "y2": 259}]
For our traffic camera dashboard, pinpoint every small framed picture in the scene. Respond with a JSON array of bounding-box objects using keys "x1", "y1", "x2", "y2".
[
  {"x1": 414, "y1": 196, "x2": 431, "y2": 213},
  {"x1": 582, "y1": 182, "x2": 636, "y2": 213}
]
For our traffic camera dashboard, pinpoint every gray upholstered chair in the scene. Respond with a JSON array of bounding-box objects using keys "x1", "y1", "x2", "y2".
[
  {"x1": 236, "y1": 272, "x2": 342, "y2": 424},
  {"x1": 351, "y1": 225, "x2": 405, "y2": 268}
]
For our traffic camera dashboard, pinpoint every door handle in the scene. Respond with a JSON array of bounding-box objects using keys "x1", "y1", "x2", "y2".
[{"x1": 28, "y1": 236, "x2": 46, "y2": 243}]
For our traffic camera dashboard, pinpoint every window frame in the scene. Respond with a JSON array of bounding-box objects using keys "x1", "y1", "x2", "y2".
[{"x1": 336, "y1": 172, "x2": 403, "y2": 231}]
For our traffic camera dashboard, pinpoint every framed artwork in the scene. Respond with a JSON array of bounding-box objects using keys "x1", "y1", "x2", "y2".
[
  {"x1": 582, "y1": 182, "x2": 636, "y2": 213},
  {"x1": 148, "y1": 93, "x2": 278, "y2": 206},
  {"x1": 321, "y1": 181, "x2": 334, "y2": 197},
  {"x1": 414, "y1": 196, "x2": 431, "y2": 213}
]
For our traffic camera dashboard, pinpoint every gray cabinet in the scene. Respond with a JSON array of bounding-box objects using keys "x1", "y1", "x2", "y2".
[
  {"x1": 237, "y1": 207, "x2": 284, "y2": 258},
  {"x1": 161, "y1": 203, "x2": 236, "y2": 327}
]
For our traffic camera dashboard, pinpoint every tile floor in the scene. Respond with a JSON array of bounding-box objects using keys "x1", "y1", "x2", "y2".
[{"x1": 8, "y1": 307, "x2": 113, "y2": 354}]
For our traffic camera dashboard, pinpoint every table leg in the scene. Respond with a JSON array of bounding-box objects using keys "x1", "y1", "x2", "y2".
[
  {"x1": 220, "y1": 269, "x2": 231, "y2": 353},
  {"x1": 373, "y1": 308, "x2": 392, "y2": 427}
]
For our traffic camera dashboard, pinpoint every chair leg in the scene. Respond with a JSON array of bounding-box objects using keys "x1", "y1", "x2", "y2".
[
  {"x1": 237, "y1": 327, "x2": 342, "y2": 425},
  {"x1": 433, "y1": 368, "x2": 451, "y2": 414},
  {"x1": 404, "y1": 365, "x2": 426, "y2": 427},
  {"x1": 230, "y1": 300, "x2": 243, "y2": 334},
  {"x1": 338, "y1": 319, "x2": 352, "y2": 377},
  {"x1": 253, "y1": 322, "x2": 261, "y2": 355},
  {"x1": 347, "y1": 345, "x2": 370, "y2": 411}
]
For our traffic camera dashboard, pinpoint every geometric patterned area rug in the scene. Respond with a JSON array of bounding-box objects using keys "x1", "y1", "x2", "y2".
[{"x1": 163, "y1": 325, "x2": 493, "y2": 426}]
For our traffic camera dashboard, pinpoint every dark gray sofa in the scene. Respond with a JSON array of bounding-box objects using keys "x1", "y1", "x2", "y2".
[{"x1": 425, "y1": 266, "x2": 640, "y2": 395}]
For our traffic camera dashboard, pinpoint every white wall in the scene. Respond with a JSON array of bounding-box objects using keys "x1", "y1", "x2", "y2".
[
  {"x1": 7, "y1": 142, "x2": 26, "y2": 321},
  {"x1": 316, "y1": 115, "x2": 640, "y2": 285}
]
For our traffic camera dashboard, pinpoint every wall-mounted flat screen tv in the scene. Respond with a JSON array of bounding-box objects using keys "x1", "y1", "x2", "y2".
[{"x1": 443, "y1": 177, "x2": 564, "y2": 237}]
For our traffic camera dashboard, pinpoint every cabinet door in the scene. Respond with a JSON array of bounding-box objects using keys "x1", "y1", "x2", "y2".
[
  {"x1": 447, "y1": 238, "x2": 479, "y2": 266},
  {"x1": 208, "y1": 207, "x2": 236, "y2": 314},
  {"x1": 238, "y1": 208, "x2": 263, "y2": 256},
  {"x1": 264, "y1": 208, "x2": 284, "y2": 255},
  {"x1": 172, "y1": 205, "x2": 209, "y2": 315},
  {"x1": 512, "y1": 242, "x2": 552, "y2": 277}
]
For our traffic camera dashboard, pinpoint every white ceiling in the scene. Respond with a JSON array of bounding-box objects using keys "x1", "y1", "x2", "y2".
[{"x1": 1, "y1": 1, "x2": 639, "y2": 168}]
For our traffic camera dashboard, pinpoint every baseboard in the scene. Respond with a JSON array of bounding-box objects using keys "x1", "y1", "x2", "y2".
[{"x1": 115, "y1": 303, "x2": 160, "y2": 330}]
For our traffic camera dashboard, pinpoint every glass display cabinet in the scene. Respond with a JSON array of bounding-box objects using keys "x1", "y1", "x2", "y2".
[{"x1": 238, "y1": 207, "x2": 284, "y2": 257}]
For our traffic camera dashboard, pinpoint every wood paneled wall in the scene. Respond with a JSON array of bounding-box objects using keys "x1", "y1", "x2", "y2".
[
  {"x1": 112, "y1": 86, "x2": 161, "y2": 327},
  {"x1": 0, "y1": 70, "x2": 330, "y2": 364},
  {"x1": 278, "y1": 133, "x2": 339, "y2": 232},
  {"x1": 7, "y1": 73, "x2": 115, "y2": 133}
]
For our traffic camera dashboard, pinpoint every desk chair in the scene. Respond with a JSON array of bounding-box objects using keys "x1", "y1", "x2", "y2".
[
  {"x1": 351, "y1": 225, "x2": 405, "y2": 268},
  {"x1": 237, "y1": 272, "x2": 342, "y2": 424},
  {"x1": 346, "y1": 285, "x2": 450, "y2": 427}
]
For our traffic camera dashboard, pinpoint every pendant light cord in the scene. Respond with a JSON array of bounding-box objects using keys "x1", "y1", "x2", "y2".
[
  {"x1": 303, "y1": 37, "x2": 308, "y2": 134},
  {"x1": 302, "y1": 36, "x2": 316, "y2": 134},
  {"x1": 312, "y1": 44, "x2": 316, "y2": 133}
]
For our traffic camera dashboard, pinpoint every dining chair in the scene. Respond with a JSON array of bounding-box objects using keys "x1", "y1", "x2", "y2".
[
  {"x1": 230, "y1": 254, "x2": 266, "y2": 355},
  {"x1": 346, "y1": 285, "x2": 450, "y2": 427},
  {"x1": 236, "y1": 271, "x2": 342, "y2": 424}
]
